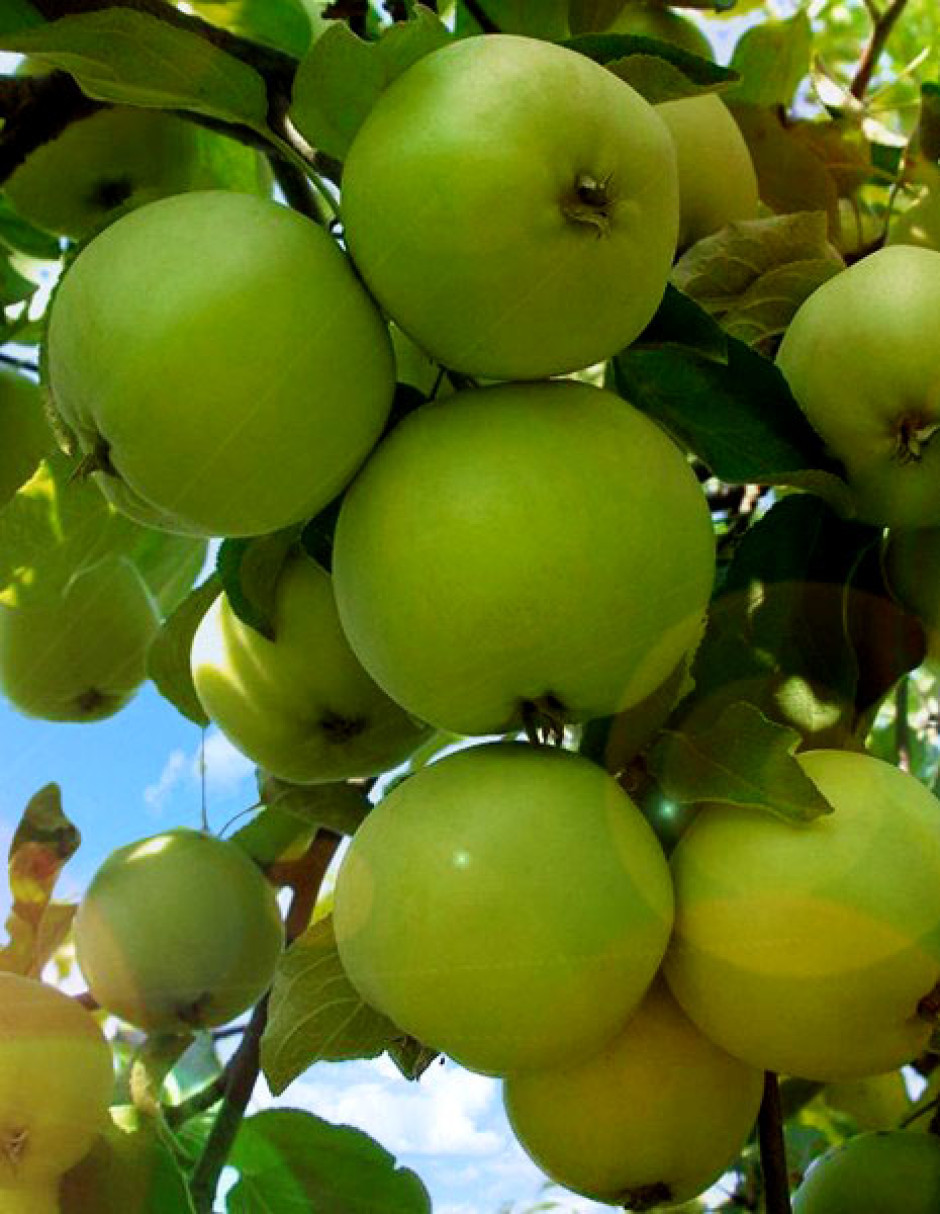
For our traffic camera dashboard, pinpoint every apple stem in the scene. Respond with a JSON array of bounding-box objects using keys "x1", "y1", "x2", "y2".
[
  {"x1": 758, "y1": 1071, "x2": 793, "y2": 1214},
  {"x1": 917, "y1": 979, "x2": 940, "y2": 1023},
  {"x1": 562, "y1": 173, "x2": 613, "y2": 237},
  {"x1": 520, "y1": 695, "x2": 567, "y2": 746}
]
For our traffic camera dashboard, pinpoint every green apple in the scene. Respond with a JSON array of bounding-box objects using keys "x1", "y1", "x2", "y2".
[
  {"x1": 5, "y1": 103, "x2": 272, "y2": 242},
  {"x1": 74, "y1": 828, "x2": 284, "y2": 1033},
  {"x1": 47, "y1": 190, "x2": 396, "y2": 538},
  {"x1": 0, "y1": 556, "x2": 159, "y2": 722},
  {"x1": 332, "y1": 380, "x2": 715, "y2": 737},
  {"x1": 664, "y1": 749, "x2": 940, "y2": 1081},
  {"x1": 792, "y1": 1131, "x2": 940, "y2": 1213},
  {"x1": 333, "y1": 741, "x2": 674, "y2": 1076},
  {"x1": 191, "y1": 552, "x2": 431, "y2": 783},
  {"x1": 883, "y1": 526, "x2": 940, "y2": 666},
  {"x1": 0, "y1": 368, "x2": 51, "y2": 510},
  {"x1": 503, "y1": 980, "x2": 762, "y2": 1206},
  {"x1": 0, "y1": 972, "x2": 113, "y2": 1214},
  {"x1": 608, "y1": 2, "x2": 713, "y2": 58},
  {"x1": 775, "y1": 245, "x2": 940, "y2": 528},
  {"x1": 888, "y1": 193, "x2": 940, "y2": 251},
  {"x1": 338, "y1": 33, "x2": 679, "y2": 379},
  {"x1": 823, "y1": 1071, "x2": 911, "y2": 1131},
  {"x1": 656, "y1": 93, "x2": 760, "y2": 250}
]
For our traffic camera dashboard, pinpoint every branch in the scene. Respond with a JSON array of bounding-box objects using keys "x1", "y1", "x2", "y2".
[
  {"x1": 758, "y1": 1072, "x2": 793, "y2": 1214},
  {"x1": 850, "y1": 0, "x2": 909, "y2": 101},
  {"x1": 461, "y1": 0, "x2": 500, "y2": 34}
]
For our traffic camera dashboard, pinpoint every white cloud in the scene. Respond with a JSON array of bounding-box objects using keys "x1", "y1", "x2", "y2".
[
  {"x1": 144, "y1": 748, "x2": 189, "y2": 814},
  {"x1": 143, "y1": 731, "x2": 255, "y2": 814}
]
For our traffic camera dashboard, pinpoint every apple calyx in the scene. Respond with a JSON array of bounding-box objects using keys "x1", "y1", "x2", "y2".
[
  {"x1": 894, "y1": 415, "x2": 940, "y2": 464},
  {"x1": 319, "y1": 709, "x2": 367, "y2": 743},
  {"x1": 562, "y1": 172, "x2": 614, "y2": 236},
  {"x1": 75, "y1": 687, "x2": 112, "y2": 717},
  {"x1": 74, "y1": 438, "x2": 116, "y2": 480},
  {"x1": 520, "y1": 693, "x2": 567, "y2": 745},
  {"x1": 2, "y1": 1125, "x2": 29, "y2": 1173},
  {"x1": 620, "y1": 1180, "x2": 672, "y2": 1211}
]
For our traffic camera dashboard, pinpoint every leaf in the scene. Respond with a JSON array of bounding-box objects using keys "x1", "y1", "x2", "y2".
[
  {"x1": 216, "y1": 527, "x2": 302, "y2": 641},
  {"x1": 256, "y1": 773, "x2": 371, "y2": 837},
  {"x1": 919, "y1": 82, "x2": 940, "y2": 163},
  {"x1": 186, "y1": 0, "x2": 314, "y2": 57},
  {"x1": 722, "y1": 259, "x2": 844, "y2": 348},
  {"x1": 386, "y1": 1035, "x2": 439, "y2": 1081},
  {"x1": 146, "y1": 575, "x2": 220, "y2": 726},
  {"x1": 0, "y1": 0, "x2": 42, "y2": 35},
  {"x1": 0, "y1": 252, "x2": 38, "y2": 306},
  {"x1": 126, "y1": 530, "x2": 209, "y2": 619},
  {"x1": 566, "y1": 32, "x2": 734, "y2": 104},
  {"x1": 228, "y1": 1108, "x2": 431, "y2": 1213},
  {"x1": 0, "y1": 195, "x2": 62, "y2": 260},
  {"x1": 291, "y1": 7, "x2": 450, "y2": 160},
  {"x1": 566, "y1": 0, "x2": 627, "y2": 35},
  {"x1": 0, "y1": 10, "x2": 270, "y2": 131},
  {"x1": 724, "y1": 12, "x2": 812, "y2": 108},
  {"x1": 261, "y1": 917, "x2": 401, "y2": 1094},
  {"x1": 456, "y1": 0, "x2": 569, "y2": 38},
  {"x1": 648, "y1": 701, "x2": 833, "y2": 824}
]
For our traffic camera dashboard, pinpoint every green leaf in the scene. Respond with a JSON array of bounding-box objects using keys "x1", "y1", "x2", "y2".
[
  {"x1": 290, "y1": 7, "x2": 450, "y2": 161},
  {"x1": 567, "y1": 0, "x2": 632, "y2": 35},
  {"x1": 566, "y1": 32, "x2": 734, "y2": 103},
  {"x1": 216, "y1": 526, "x2": 302, "y2": 641},
  {"x1": 386, "y1": 1035, "x2": 439, "y2": 1081},
  {"x1": 228, "y1": 1108, "x2": 432, "y2": 1213},
  {"x1": 0, "y1": 196, "x2": 61, "y2": 260},
  {"x1": 126, "y1": 531, "x2": 209, "y2": 619},
  {"x1": 186, "y1": 0, "x2": 314, "y2": 58},
  {"x1": 0, "y1": 0, "x2": 42, "y2": 35},
  {"x1": 146, "y1": 575, "x2": 220, "y2": 727},
  {"x1": 256, "y1": 772, "x2": 371, "y2": 836},
  {"x1": 648, "y1": 701, "x2": 833, "y2": 824},
  {"x1": 721, "y1": 258, "x2": 845, "y2": 349},
  {"x1": 0, "y1": 10, "x2": 270, "y2": 131},
  {"x1": 456, "y1": 0, "x2": 569, "y2": 38},
  {"x1": 724, "y1": 12, "x2": 812, "y2": 108},
  {"x1": 261, "y1": 917, "x2": 401, "y2": 1094},
  {"x1": 919, "y1": 82, "x2": 940, "y2": 163},
  {"x1": 0, "y1": 252, "x2": 38, "y2": 306}
]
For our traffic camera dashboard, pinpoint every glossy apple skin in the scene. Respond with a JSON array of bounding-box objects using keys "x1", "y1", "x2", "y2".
[
  {"x1": 0, "y1": 973, "x2": 113, "y2": 1208},
  {"x1": 74, "y1": 828, "x2": 284, "y2": 1033},
  {"x1": 333, "y1": 741, "x2": 674, "y2": 1076},
  {"x1": 657, "y1": 94, "x2": 759, "y2": 250},
  {"x1": 609, "y1": 2, "x2": 713, "y2": 58},
  {"x1": 504, "y1": 980, "x2": 762, "y2": 1206},
  {"x1": 0, "y1": 369, "x2": 51, "y2": 511},
  {"x1": 340, "y1": 34, "x2": 679, "y2": 379},
  {"x1": 333, "y1": 380, "x2": 715, "y2": 737},
  {"x1": 792, "y1": 1131, "x2": 940, "y2": 1213},
  {"x1": 776, "y1": 246, "x2": 940, "y2": 528},
  {"x1": 191, "y1": 554, "x2": 431, "y2": 783},
  {"x1": 48, "y1": 190, "x2": 395, "y2": 538},
  {"x1": 0, "y1": 556, "x2": 159, "y2": 723},
  {"x1": 665, "y1": 749, "x2": 940, "y2": 1081}
]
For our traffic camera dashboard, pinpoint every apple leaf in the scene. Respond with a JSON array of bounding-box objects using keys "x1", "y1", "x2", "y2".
[
  {"x1": 723, "y1": 12, "x2": 812, "y2": 108},
  {"x1": 126, "y1": 531, "x2": 209, "y2": 620},
  {"x1": 216, "y1": 526, "x2": 303, "y2": 641},
  {"x1": 567, "y1": 33, "x2": 734, "y2": 103},
  {"x1": 261, "y1": 917, "x2": 402, "y2": 1094},
  {"x1": 0, "y1": 10, "x2": 270, "y2": 132},
  {"x1": 566, "y1": 0, "x2": 627, "y2": 34},
  {"x1": 720, "y1": 259, "x2": 845, "y2": 349},
  {"x1": 456, "y1": 0, "x2": 569, "y2": 39},
  {"x1": 185, "y1": 0, "x2": 314, "y2": 58},
  {"x1": 0, "y1": 0, "x2": 42, "y2": 35},
  {"x1": 290, "y1": 7, "x2": 450, "y2": 161},
  {"x1": 919, "y1": 83, "x2": 940, "y2": 163},
  {"x1": 386, "y1": 1035, "x2": 440, "y2": 1081},
  {"x1": 256, "y1": 773, "x2": 371, "y2": 837},
  {"x1": 648, "y1": 701, "x2": 833, "y2": 823},
  {"x1": 580, "y1": 656, "x2": 692, "y2": 773},
  {"x1": 146, "y1": 575, "x2": 220, "y2": 727},
  {"x1": 227, "y1": 1109, "x2": 432, "y2": 1213},
  {"x1": 0, "y1": 252, "x2": 38, "y2": 306},
  {"x1": 0, "y1": 195, "x2": 62, "y2": 260}
]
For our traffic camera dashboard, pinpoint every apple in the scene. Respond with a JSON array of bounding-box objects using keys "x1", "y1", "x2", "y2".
[
  {"x1": 608, "y1": 2, "x2": 713, "y2": 58},
  {"x1": 338, "y1": 33, "x2": 679, "y2": 379},
  {"x1": 191, "y1": 552, "x2": 432, "y2": 783},
  {"x1": 792, "y1": 1131, "x2": 940, "y2": 1213},
  {"x1": 888, "y1": 193, "x2": 940, "y2": 251},
  {"x1": 503, "y1": 980, "x2": 762, "y2": 1207},
  {"x1": 332, "y1": 380, "x2": 715, "y2": 737},
  {"x1": 5, "y1": 102, "x2": 272, "y2": 242},
  {"x1": 664, "y1": 748, "x2": 940, "y2": 1080},
  {"x1": 656, "y1": 93, "x2": 760, "y2": 250},
  {"x1": 0, "y1": 972, "x2": 113, "y2": 1214},
  {"x1": 0, "y1": 368, "x2": 52, "y2": 510},
  {"x1": 47, "y1": 190, "x2": 396, "y2": 538},
  {"x1": 74, "y1": 828, "x2": 284, "y2": 1033},
  {"x1": 824, "y1": 1071, "x2": 911, "y2": 1131},
  {"x1": 775, "y1": 245, "x2": 940, "y2": 528},
  {"x1": 333, "y1": 741, "x2": 674, "y2": 1076},
  {"x1": 883, "y1": 526, "x2": 940, "y2": 666},
  {"x1": 0, "y1": 556, "x2": 159, "y2": 722}
]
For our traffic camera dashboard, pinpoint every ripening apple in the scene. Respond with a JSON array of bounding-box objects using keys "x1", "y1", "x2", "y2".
[
  {"x1": 333, "y1": 742, "x2": 674, "y2": 1076},
  {"x1": 74, "y1": 828, "x2": 284, "y2": 1033},
  {"x1": 883, "y1": 526, "x2": 940, "y2": 666},
  {"x1": 5, "y1": 102, "x2": 271, "y2": 241},
  {"x1": 656, "y1": 93, "x2": 760, "y2": 250},
  {"x1": 332, "y1": 380, "x2": 715, "y2": 737},
  {"x1": 0, "y1": 556, "x2": 159, "y2": 722},
  {"x1": 665, "y1": 749, "x2": 940, "y2": 1080},
  {"x1": 792, "y1": 1131, "x2": 940, "y2": 1213},
  {"x1": 776, "y1": 245, "x2": 940, "y2": 528},
  {"x1": 608, "y1": 2, "x2": 713, "y2": 58},
  {"x1": 0, "y1": 972, "x2": 113, "y2": 1214},
  {"x1": 338, "y1": 33, "x2": 679, "y2": 379},
  {"x1": 47, "y1": 190, "x2": 396, "y2": 538},
  {"x1": 191, "y1": 552, "x2": 431, "y2": 783},
  {"x1": 503, "y1": 981, "x2": 762, "y2": 1207},
  {"x1": 824, "y1": 1071, "x2": 911, "y2": 1131},
  {"x1": 0, "y1": 368, "x2": 52, "y2": 510}
]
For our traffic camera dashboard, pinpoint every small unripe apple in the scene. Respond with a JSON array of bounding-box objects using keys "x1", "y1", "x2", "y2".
[
  {"x1": 191, "y1": 552, "x2": 431, "y2": 783},
  {"x1": 824, "y1": 1070, "x2": 911, "y2": 1131},
  {"x1": 334, "y1": 742, "x2": 674, "y2": 1076},
  {"x1": 0, "y1": 973, "x2": 113, "y2": 1214},
  {"x1": 504, "y1": 981, "x2": 762, "y2": 1207},
  {"x1": 74, "y1": 828, "x2": 284, "y2": 1033},
  {"x1": 0, "y1": 369, "x2": 51, "y2": 510},
  {"x1": 792, "y1": 1130, "x2": 940, "y2": 1213}
]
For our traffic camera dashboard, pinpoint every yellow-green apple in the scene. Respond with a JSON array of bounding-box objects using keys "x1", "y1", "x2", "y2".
[
  {"x1": 5, "y1": 103, "x2": 271, "y2": 241},
  {"x1": 191, "y1": 552, "x2": 431, "y2": 783},
  {"x1": 74, "y1": 828, "x2": 284, "y2": 1033},
  {"x1": 0, "y1": 972, "x2": 113, "y2": 1214},
  {"x1": 47, "y1": 190, "x2": 396, "y2": 538},
  {"x1": 656, "y1": 93, "x2": 759, "y2": 249},
  {"x1": 792, "y1": 1131, "x2": 940, "y2": 1213},
  {"x1": 608, "y1": 2, "x2": 713, "y2": 58},
  {"x1": 338, "y1": 34, "x2": 679, "y2": 379},
  {"x1": 332, "y1": 380, "x2": 715, "y2": 737},
  {"x1": 664, "y1": 749, "x2": 940, "y2": 1080},
  {"x1": 883, "y1": 526, "x2": 940, "y2": 666},
  {"x1": 823, "y1": 1071, "x2": 911, "y2": 1131},
  {"x1": 775, "y1": 245, "x2": 940, "y2": 527},
  {"x1": 0, "y1": 368, "x2": 51, "y2": 510},
  {"x1": 333, "y1": 741, "x2": 674, "y2": 1076},
  {"x1": 503, "y1": 980, "x2": 762, "y2": 1207}
]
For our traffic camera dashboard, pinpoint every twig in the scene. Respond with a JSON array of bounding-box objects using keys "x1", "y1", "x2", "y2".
[
  {"x1": 758, "y1": 1072, "x2": 792, "y2": 1214},
  {"x1": 461, "y1": 0, "x2": 500, "y2": 34},
  {"x1": 73, "y1": 989, "x2": 99, "y2": 1010},
  {"x1": 850, "y1": 0, "x2": 909, "y2": 100}
]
